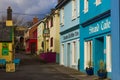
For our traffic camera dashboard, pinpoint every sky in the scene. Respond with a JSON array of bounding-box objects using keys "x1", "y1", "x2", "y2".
[{"x1": 0, "y1": 0, "x2": 58, "y2": 21}]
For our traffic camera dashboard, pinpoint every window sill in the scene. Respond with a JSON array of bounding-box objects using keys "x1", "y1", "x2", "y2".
[
  {"x1": 60, "y1": 23, "x2": 64, "y2": 27},
  {"x1": 94, "y1": 2, "x2": 102, "y2": 6},
  {"x1": 72, "y1": 17, "x2": 76, "y2": 21}
]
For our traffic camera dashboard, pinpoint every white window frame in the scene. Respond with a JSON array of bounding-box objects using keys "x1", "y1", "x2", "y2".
[
  {"x1": 72, "y1": 0, "x2": 77, "y2": 19},
  {"x1": 61, "y1": 7, "x2": 64, "y2": 26},
  {"x1": 94, "y1": 0, "x2": 102, "y2": 6},
  {"x1": 72, "y1": 41, "x2": 77, "y2": 64},
  {"x1": 77, "y1": 0, "x2": 80, "y2": 17},
  {"x1": 84, "y1": 40, "x2": 93, "y2": 69},
  {"x1": 83, "y1": 0, "x2": 88, "y2": 13},
  {"x1": 61, "y1": 43, "x2": 64, "y2": 65},
  {"x1": 106, "y1": 35, "x2": 111, "y2": 72}
]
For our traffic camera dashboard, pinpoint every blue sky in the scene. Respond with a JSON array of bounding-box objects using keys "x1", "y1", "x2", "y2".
[{"x1": 0, "y1": 0, "x2": 58, "y2": 21}]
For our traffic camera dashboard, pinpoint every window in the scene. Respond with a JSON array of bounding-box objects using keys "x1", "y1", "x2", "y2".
[
  {"x1": 72, "y1": 0, "x2": 76, "y2": 19},
  {"x1": 84, "y1": 40, "x2": 93, "y2": 69},
  {"x1": 61, "y1": 7, "x2": 64, "y2": 25},
  {"x1": 46, "y1": 21, "x2": 49, "y2": 28},
  {"x1": 72, "y1": 41, "x2": 76, "y2": 64},
  {"x1": 77, "y1": 0, "x2": 80, "y2": 17},
  {"x1": 95, "y1": 0, "x2": 101, "y2": 6},
  {"x1": 84, "y1": 0, "x2": 88, "y2": 13},
  {"x1": 106, "y1": 35, "x2": 111, "y2": 72},
  {"x1": 51, "y1": 17, "x2": 53, "y2": 27},
  {"x1": 50, "y1": 37, "x2": 53, "y2": 47}
]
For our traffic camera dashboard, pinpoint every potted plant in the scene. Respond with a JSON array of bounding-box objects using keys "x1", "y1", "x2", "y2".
[
  {"x1": 97, "y1": 60, "x2": 107, "y2": 79},
  {"x1": 86, "y1": 61, "x2": 94, "y2": 75}
]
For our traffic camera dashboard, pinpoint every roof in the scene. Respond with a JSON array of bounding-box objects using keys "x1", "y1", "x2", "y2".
[{"x1": 56, "y1": 0, "x2": 70, "y2": 9}]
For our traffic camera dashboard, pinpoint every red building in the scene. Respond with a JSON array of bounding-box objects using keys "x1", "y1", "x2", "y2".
[{"x1": 25, "y1": 17, "x2": 39, "y2": 54}]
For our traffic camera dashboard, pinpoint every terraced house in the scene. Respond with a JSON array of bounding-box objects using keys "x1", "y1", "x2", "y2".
[
  {"x1": 25, "y1": 17, "x2": 38, "y2": 54},
  {"x1": 80, "y1": 0, "x2": 111, "y2": 78},
  {"x1": 37, "y1": 9, "x2": 60, "y2": 63},
  {"x1": 56, "y1": 0, "x2": 80, "y2": 70}
]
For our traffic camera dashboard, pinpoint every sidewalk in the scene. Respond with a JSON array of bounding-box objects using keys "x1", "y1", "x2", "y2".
[{"x1": 49, "y1": 63, "x2": 111, "y2": 80}]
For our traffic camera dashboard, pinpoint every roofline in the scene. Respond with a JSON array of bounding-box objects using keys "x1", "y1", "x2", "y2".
[{"x1": 55, "y1": 0, "x2": 70, "y2": 9}]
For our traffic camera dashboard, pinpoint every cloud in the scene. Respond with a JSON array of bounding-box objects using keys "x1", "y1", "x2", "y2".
[{"x1": 0, "y1": 0, "x2": 58, "y2": 20}]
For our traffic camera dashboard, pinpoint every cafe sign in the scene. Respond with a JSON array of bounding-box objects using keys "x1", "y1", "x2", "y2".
[{"x1": 89, "y1": 19, "x2": 111, "y2": 34}]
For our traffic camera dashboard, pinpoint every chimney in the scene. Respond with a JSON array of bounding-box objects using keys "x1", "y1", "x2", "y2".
[
  {"x1": 6, "y1": 6, "x2": 13, "y2": 26},
  {"x1": 33, "y1": 17, "x2": 39, "y2": 24},
  {"x1": 7, "y1": 6, "x2": 12, "y2": 20}
]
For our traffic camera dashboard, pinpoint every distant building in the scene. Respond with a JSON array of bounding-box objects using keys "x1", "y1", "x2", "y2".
[{"x1": 24, "y1": 17, "x2": 39, "y2": 54}]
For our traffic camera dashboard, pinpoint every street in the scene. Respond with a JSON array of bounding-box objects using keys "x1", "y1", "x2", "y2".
[{"x1": 0, "y1": 52, "x2": 99, "y2": 80}]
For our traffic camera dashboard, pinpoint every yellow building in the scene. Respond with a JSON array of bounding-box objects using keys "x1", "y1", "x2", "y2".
[
  {"x1": 49, "y1": 9, "x2": 60, "y2": 54},
  {"x1": 45, "y1": 9, "x2": 60, "y2": 63},
  {"x1": 37, "y1": 19, "x2": 46, "y2": 54},
  {"x1": 0, "y1": 7, "x2": 13, "y2": 62}
]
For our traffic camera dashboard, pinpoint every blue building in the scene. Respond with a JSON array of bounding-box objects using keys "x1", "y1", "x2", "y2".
[
  {"x1": 80, "y1": 0, "x2": 111, "y2": 78},
  {"x1": 111, "y1": 0, "x2": 120, "y2": 80},
  {"x1": 56, "y1": 0, "x2": 80, "y2": 70}
]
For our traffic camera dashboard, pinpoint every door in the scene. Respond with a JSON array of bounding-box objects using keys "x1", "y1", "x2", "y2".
[
  {"x1": 31, "y1": 42, "x2": 36, "y2": 54},
  {"x1": 67, "y1": 43, "x2": 71, "y2": 67},
  {"x1": 95, "y1": 37, "x2": 104, "y2": 74},
  {"x1": 61, "y1": 44, "x2": 64, "y2": 65}
]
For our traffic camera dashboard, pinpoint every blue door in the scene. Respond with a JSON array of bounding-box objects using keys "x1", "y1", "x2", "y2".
[{"x1": 94, "y1": 37, "x2": 104, "y2": 74}]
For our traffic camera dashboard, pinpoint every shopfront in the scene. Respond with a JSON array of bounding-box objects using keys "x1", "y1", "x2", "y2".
[
  {"x1": 60, "y1": 28, "x2": 80, "y2": 70},
  {"x1": 80, "y1": 16, "x2": 111, "y2": 77}
]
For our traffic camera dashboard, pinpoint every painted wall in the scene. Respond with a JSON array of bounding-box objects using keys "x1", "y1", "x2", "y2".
[
  {"x1": 111, "y1": 0, "x2": 120, "y2": 79},
  {"x1": 80, "y1": 0, "x2": 110, "y2": 23},
  {"x1": 60, "y1": 0, "x2": 80, "y2": 31},
  {"x1": 80, "y1": 0, "x2": 111, "y2": 78},
  {"x1": 0, "y1": 43, "x2": 13, "y2": 61},
  {"x1": 80, "y1": 16, "x2": 111, "y2": 77},
  {"x1": 59, "y1": 0, "x2": 80, "y2": 69},
  {"x1": 37, "y1": 22, "x2": 44, "y2": 54},
  {"x1": 49, "y1": 10, "x2": 60, "y2": 54},
  {"x1": 0, "y1": 20, "x2": 13, "y2": 61},
  {"x1": 60, "y1": 29, "x2": 80, "y2": 69}
]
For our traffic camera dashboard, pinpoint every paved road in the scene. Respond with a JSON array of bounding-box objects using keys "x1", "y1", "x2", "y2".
[
  {"x1": 0, "y1": 53, "x2": 78, "y2": 80},
  {"x1": 0, "y1": 52, "x2": 110, "y2": 80}
]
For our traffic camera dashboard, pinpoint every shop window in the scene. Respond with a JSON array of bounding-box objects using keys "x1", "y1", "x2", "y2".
[
  {"x1": 72, "y1": 0, "x2": 76, "y2": 19},
  {"x1": 84, "y1": 0, "x2": 88, "y2": 13},
  {"x1": 94, "y1": 0, "x2": 101, "y2": 6},
  {"x1": 72, "y1": 41, "x2": 76, "y2": 64},
  {"x1": 106, "y1": 35, "x2": 111, "y2": 72},
  {"x1": 84, "y1": 40, "x2": 93, "y2": 69},
  {"x1": 50, "y1": 37, "x2": 53, "y2": 47}
]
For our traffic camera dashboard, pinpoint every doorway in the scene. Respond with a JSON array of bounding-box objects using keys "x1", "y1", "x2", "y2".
[
  {"x1": 67, "y1": 43, "x2": 71, "y2": 67},
  {"x1": 31, "y1": 42, "x2": 36, "y2": 54},
  {"x1": 95, "y1": 37, "x2": 104, "y2": 74}
]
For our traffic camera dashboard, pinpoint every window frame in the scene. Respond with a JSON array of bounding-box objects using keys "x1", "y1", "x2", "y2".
[
  {"x1": 72, "y1": 0, "x2": 77, "y2": 19},
  {"x1": 60, "y1": 7, "x2": 64, "y2": 26},
  {"x1": 94, "y1": 0, "x2": 102, "y2": 6},
  {"x1": 83, "y1": 0, "x2": 88, "y2": 14},
  {"x1": 50, "y1": 37, "x2": 53, "y2": 47}
]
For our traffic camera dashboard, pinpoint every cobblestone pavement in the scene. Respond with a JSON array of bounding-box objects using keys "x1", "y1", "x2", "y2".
[{"x1": 0, "y1": 52, "x2": 110, "y2": 80}]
